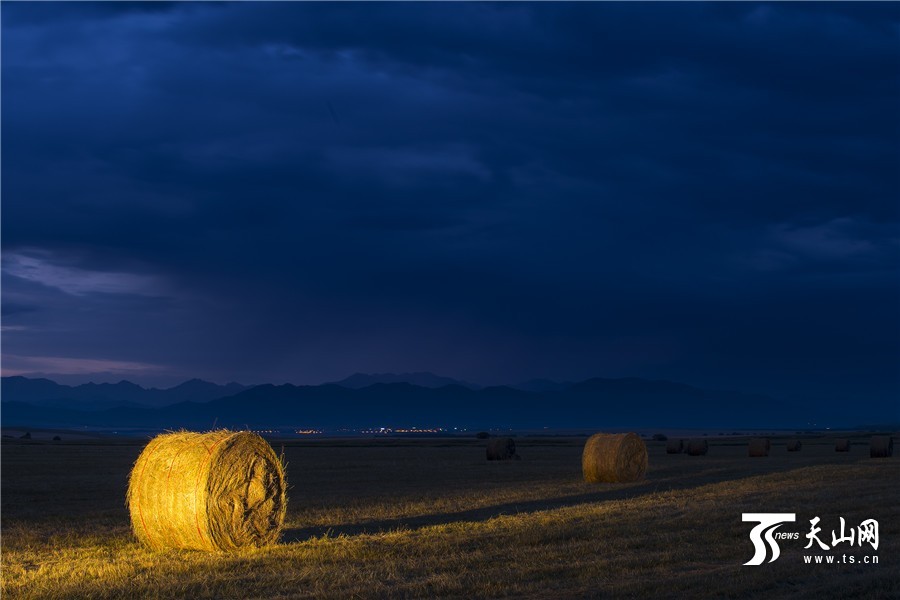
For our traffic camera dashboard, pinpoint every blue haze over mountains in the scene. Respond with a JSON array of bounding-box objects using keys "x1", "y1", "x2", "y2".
[{"x1": 3, "y1": 373, "x2": 893, "y2": 430}]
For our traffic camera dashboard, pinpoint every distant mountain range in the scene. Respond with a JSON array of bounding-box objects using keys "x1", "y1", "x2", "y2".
[
  {"x1": 1, "y1": 376, "x2": 249, "y2": 409},
  {"x1": 329, "y1": 372, "x2": 481, "y2": 390},
  {"x1": 0, "y1": 374, "x2": 832, "y2": 430}
]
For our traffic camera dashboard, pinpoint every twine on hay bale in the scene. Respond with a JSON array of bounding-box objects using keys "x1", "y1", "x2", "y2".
[
  {"x1": 748, "y1": 438, "x2": 770, "y2": 457},
  {"x1": 665, "y1": 439, "x2": 684, "y2": 454},
  {"x1": 126, "y1": 430, "x2": 287, "y2": 552},
  {"x1": 786, "y1": 440, "x2": 802, "y2": 452},
  {"x1": 835, "y1": 438, "x2": 851, "y2": 452},
  {"x1": 870, "y1": 436, "x2": 893, "y2": 458},
  {"x1": 686, "y1": 439, "x2": 708, "y2": 456},
  {"x1": 582, "y1": 432, "x2": 648, "y2": 483},
  {"x1": 486, "y1": 437, "x2": 519, "y2": 460}
]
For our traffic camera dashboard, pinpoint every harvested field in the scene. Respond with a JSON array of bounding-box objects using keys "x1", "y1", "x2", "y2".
[{"x1": 2, "y1": 434, "x2": 898, "y2": 599}]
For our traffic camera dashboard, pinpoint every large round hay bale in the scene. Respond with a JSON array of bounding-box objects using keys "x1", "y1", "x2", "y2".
[
  {"x1": 686, "y1": 439, "x2": 708, "y2": 456},
  {"x1": 786, "y1": 440, "x2": 802, "y2": 452},
  {"x1": 870, "y1": 436, "x2": 893, "y2": 458},
  {"x1": 486, "y1": 437, "x2": 518, "y2": 460},
  {"x1": 127, "y1": 430, "x2": 287, "y2": 552},
  {"x1": 835, "y1": 438, "x2": 851, "y2": 452},
  {"x1": 582, "y1": 432, "x2": 648, "y2": 483},
  {"x1": 665, "y1": 439, "x2": 684, "y2": 454},
  {"x1": 748, "y1": 438, "x2": 770, "y2": 457}
]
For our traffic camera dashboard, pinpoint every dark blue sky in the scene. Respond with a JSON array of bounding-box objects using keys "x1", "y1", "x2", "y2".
[{"x1": 2, "y1": 3, "x2": 898, "y2": 415}]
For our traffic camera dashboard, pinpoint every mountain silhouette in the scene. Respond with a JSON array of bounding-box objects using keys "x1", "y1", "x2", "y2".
[
  {"x1": 330, "y1": 372, "x2": 481, "y2": 390},
  {"x1": 510, "y1": 378, "x2": 574, "y2": 393},
  {"x1": 0, "y1": 376, "x2": 249, "y2": 409}
]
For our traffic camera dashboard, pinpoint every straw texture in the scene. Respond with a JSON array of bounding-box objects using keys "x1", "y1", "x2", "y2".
[
  {"x1": 870, "y1": 436, "x2": 893, "y2": 458},
  {"x1": 686, "y1": 439, "x2": 708, "y2": 456},
  {"x1": 748, "y1": 438, "x2": 770, "y2": 457},
  {"x1": 486, "y1": 437, "x2": 519, "y2": 460},
  {"x1": 126, "y1": 430, "x2": 287, "y2": 552},
  {"x1": 582, "y1": 433, "x2": 648, "y2": 483}
]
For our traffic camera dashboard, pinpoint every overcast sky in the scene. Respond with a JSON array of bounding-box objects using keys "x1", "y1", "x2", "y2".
[{"x1": 2, "y1": 3, "x2": 898, "y2": 415}]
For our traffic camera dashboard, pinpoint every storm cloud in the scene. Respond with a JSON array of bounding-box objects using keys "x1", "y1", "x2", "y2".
[{"x1": 2, "y1": 2, "x2": 898, "y2": 420}]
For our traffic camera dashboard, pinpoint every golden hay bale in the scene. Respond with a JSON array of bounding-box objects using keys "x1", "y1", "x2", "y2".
[
  {"x1": 686, "y1": 439, "x2": 708, "y2": 456},
  {"x1": 748, "y1": 437, "x2": 770, "y2": 457},
  {"x1": 582, "y1": 432, "x2": 648, "y2": 483},
  {"x1": 835, "y1": 438, "x2": 851, "y2": 452},
  {"x1": 870, "y1": 436, "x2": 893, "y2": 458},
  {"x1": 126, "y1": 430, "x2": 287, "y2": 552},
  {"x1": 786, "y1": 440, "x2": 802, "y2": 452},
  {"x1": 486, "y1": 437, "x2": 519, "y2": 460},
  {"x1": 665, "y1": 439, "x2": 684, "y2": 454}
]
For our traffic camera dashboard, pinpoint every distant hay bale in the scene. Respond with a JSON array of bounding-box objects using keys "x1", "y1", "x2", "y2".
[
  {"x1": 686, "y1": 439, "x2": 708, "y2": 456},
  {"x1": 20, "y1": 432, "x2": 31, "y2": 440},
  {"x1": 786, "y1": 440, "x2": 802, "y2": 452},
  {"x1": 126, "y1": 430, "x2": 287, "y2": 552},
  {"x1": 665, "y1": 439, "x2": 684, "y2": 454},
  {"x1": 475, "y1": 431, "x2": 490, "y2": 440},
  {"x1": 486, "y1": 437, "x2": 519, "y2": 460},
  {"x1": 652, "y1": 433, "x2": 667, "y2": 441},
  {"x1": 582, "y1": 432, "x2": 648, "y2": 483},
  {"x1": 52, "y1": 435, "x2": 62, "y2": 441},
  {"x1": 870, "y1": 436, "x2": 893, "y2": 458},
  {"x1": 748, "y1": 438, "x2": 770, "y2": 457},
  {"x1": 835, "y1": 438, "x2": 851, "y2": 452}
]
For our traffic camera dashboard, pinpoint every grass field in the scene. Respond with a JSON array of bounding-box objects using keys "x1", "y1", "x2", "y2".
[{"x1": 2, "y1": 434, "x2": 898, "y2": 599}]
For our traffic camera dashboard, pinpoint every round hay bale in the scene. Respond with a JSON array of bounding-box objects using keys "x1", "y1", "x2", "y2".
[
  {"x1": 686, "y1": 439, "x2": 708, "y2": 456},
  {"x1": 126, "y1": 430, "x2": 287, "y2": 552},
  {"x1": 786, "y1": 440, "x2": 802, "y2": 452},
  {"x1": 486, "y1": 437, "x2": 518, "y2": 460},
  {"x1": 665, "y1": 439, "x2": 684, "y2": 454},
  {"x1": 748, "y1": 438, "x2": 770, "y2": 457},
  {"x1": 475, "y1": 431, "x2": 490, "y2": 440},
  {"x1": 652, "y1": 433, "x2": 667, "y2": 442},
  {"x1": 582, "y1": 432, "x2": 648, "y2": 483},
  {"x1": 870, "y1": 436, "x2": 893, "y2": 458},
  {"x1": 835, "y1": 438, "x2": 851, "y2": 452}
]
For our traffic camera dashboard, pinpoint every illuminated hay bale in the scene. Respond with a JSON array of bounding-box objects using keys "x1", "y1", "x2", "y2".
[
  {"x1": 835, "y1": 438, "x2": 851, "y2": 452},
  {"x1": 486, "y1": 437, "x2": 519, "y2": 460},
  {"x1": 870, "y1": 436, "x2": 893, "y2": 458},
  {"x1": 126, "y1": 430, "x2": 287, "y2": 552},
  {"x1": 786, "y1": 440, "x2": 802, "y2": 452},
  {"x1": 686, "y1": 439, "x2": 708, "y2": 456},
  {"x1": 748, "y1": 438, "x2": 770, "y2": 457},
  {"x1": 665, "y1": 439, "x2": 684, "y2": 454},
  {"x1": 582, "y1": 432, "x2": 648, "y2": 483}
]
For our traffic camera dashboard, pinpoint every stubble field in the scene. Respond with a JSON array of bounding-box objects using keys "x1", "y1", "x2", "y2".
[{"x1": 2, "y1": 434, "x2": 898, "y2": 599}]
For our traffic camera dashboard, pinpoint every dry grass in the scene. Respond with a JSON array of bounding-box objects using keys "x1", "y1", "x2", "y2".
[{"x1": 2, "y1": 434, "x2": 898, "y2": 599}]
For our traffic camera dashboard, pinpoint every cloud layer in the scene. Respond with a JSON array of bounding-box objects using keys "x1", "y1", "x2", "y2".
[{"x1": 2, "y1": 3, "x2": 898, "y2": 417}]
